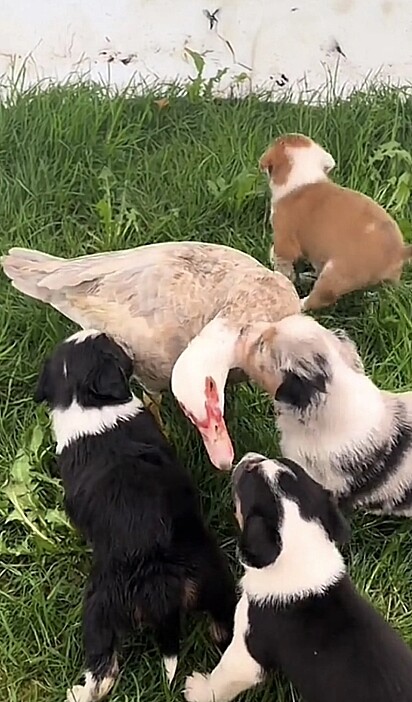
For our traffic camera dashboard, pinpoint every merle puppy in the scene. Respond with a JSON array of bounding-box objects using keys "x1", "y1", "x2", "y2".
[
  {"x1": 239, "y1": 313, "x2": 412, "y2": 517},
  {"x1": 35, "y1": 329, "x2": 236, "y2": 702},
  {"x1": 184, "y1": 452, "x2": 412, "y2": 702}
]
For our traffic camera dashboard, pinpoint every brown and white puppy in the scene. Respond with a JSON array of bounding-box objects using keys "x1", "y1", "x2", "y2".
[{"x1": 260, "y1": 133, "x2": 412, "y2": 312}]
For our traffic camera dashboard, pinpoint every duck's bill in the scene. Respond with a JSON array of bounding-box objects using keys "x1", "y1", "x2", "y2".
[{"x1": 199, "y1": 421, "x2": 234, "y2": 471}]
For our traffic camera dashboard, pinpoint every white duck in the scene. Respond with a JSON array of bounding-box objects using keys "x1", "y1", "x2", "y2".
[{"x1": 2, "y1": 241, "x2": 300, "y2": 469}]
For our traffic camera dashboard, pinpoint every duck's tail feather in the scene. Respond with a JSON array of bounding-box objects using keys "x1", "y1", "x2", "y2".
[{"x1": 1, "y1": 247, "x2": 63, "y2": 302}]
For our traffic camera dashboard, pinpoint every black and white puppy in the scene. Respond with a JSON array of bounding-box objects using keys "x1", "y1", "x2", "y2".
[
  {"x1": 35, "y1": 329, "x2": 236, "y2": 702},
  {"x1": 184, "y1": 452, "x2": 412, "y2": 702}
]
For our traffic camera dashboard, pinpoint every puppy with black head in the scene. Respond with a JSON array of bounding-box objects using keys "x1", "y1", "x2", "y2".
[
  {"x1": 35, "y1": 329, "x2": 236, "y2": 702},
  {"x1": 184, "y1": 453, "x2": 412, "y2": 702}
]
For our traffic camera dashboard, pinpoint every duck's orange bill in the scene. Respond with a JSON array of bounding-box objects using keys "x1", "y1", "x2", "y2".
[{"x1": 198, "y1": 418, "x2": 234, "y2": 471}]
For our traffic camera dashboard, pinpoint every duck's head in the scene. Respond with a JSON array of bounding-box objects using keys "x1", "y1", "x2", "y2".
[{"x1": 170, "y1": 319, "x2": 236, "y2": 471}]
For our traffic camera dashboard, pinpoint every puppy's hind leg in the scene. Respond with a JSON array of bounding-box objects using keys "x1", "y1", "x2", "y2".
[
  {"x1": 153, "y1": 608, "x2": 181, "y2": 685},
  {"x1": 67, "y1": 585, "x2": 119, "y2": 702},
  {"x1": 196, "y1": 553, "x2": 237, "y2": 652},
  {"x1": 301, "y1": 261, "x2": 353, "y2": 312},
  {"x1": 184, "y1": 596, "x2": 262, "y2": 702},
  {"x1": 384, "y1": 262, "x2": 403, "y2": 285}
]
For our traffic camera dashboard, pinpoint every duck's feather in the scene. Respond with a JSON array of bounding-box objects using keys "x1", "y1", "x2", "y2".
[{"x1": 2, "y1": 242, "x2": 300, "y2": 390}]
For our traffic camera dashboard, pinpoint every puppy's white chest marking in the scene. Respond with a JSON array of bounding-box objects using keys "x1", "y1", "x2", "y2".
[{"x1": 52, "y1": 397, "x2": 143, "y2": 453}]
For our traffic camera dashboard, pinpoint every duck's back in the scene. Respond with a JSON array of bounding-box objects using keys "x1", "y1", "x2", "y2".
[{"x1": 2, "y1": 241, "x2": 300, "y2": 389}]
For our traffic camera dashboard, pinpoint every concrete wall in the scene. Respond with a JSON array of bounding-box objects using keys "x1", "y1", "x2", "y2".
[{"x1": 2, "y1": 0, "x2": 412, "y2": 99}]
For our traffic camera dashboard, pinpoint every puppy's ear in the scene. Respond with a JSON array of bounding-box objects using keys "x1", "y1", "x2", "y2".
[
  {"x1": 322, "y1": 493, "x2": 351, "y2": 545},
  {"x1": 332, "y1": 329, "x2": 364, "y2": 374},
  {"x1": 275, "y1": 369, "x2": 327, "y2": 409},
  {"x1": 320, "y1": 148, "x2": 336, "y2": 174},
  {"x1": 259, "y1": 142, "x2": 290, "y2": 183},
  {"x1": 239, "y1": 513, "x2": 281, "y2": 569},
  {"x1": 89, "y1": 357, "x2": 132, "y2": 404},
  {"x1": 259, "y1": 150, "x2": 274, "y2": 176},
  {"x1": 34, "y1": 359, "x2": 52, "y2": 404}
]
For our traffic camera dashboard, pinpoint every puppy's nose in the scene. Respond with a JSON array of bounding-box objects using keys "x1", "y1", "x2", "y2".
[
  {"x1": 232, "y1": 459, "x2": 246, "y2": 485},
  {"x1": 232, "y1": 452, "x2": 265, "y2": 483},
  {"x1": 217, "y1": 458, "x2": 233, "y2": 472}
]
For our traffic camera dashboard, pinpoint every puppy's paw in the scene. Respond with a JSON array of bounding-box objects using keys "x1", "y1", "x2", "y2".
[
  {"x1": 209, "y1": 621, "x2": 232, "y2": 651},
  {"x1": 66, "y1": 684, "x2": 91, "y2": 702},
  {"x1": 269, "y1": 244, "x2": 275, "y2": 269},
  {"x1": 299, "y1": 270, "x2": 317, "y2": 281},
  {"x1": 300, "y1": 296, "x2": 309, "y2": 311},
  {"x1": 184, "y1": 672, "x2": 214, "y2": 702}
]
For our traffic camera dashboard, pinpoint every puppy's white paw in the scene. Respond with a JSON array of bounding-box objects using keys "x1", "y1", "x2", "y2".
[
  {"x1": 66, "y1": 669, "x2": 116, "y2": 702},
  {"x1": 163, "y1": 655, "x2": 178, "y2": 684},
  {"x1": 299, "y1": 270, "x2": 317, "y2": 281},
  {"x1": 66, "y1": 684, "x2": 91, "y2": 702},
  {"x1": 269, "y1": 244, "x2": 275, "y2": 268},
  {"x1": 184, "y1": 672, "x2": 214, "y2": 702},
  {"x1": 300, "y1": 296, "x2": 309, "y2": 311}
]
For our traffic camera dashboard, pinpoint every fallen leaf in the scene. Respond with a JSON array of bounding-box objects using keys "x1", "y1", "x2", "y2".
[{"x1": 154, "y1": 98, "x2": 170, "y2": 110}]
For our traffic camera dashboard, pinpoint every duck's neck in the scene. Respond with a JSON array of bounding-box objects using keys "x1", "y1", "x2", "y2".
[
  {"x1": 189, "y1": 317, "x2": 239, "y2": 401},
  {"x1": 171, "y1": 315, "x2": 240, "y2": 411}
]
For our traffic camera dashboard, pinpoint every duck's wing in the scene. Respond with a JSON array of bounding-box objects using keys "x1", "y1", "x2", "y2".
[
  {"x1": 2, "y1": 242, "x2": 253, "y2": 385},
  {"x1": 223, "y1": 267, "x2": 301, "y2": 327},
  {"x1": 2, "y1": 241, "x2": 273, "y2": 327},
  {"x1": 2, "y1": 242, "x2": 300, "y2": 388}
]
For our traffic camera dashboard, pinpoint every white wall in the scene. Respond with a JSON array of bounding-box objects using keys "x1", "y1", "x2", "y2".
[{"x1": 2, "y1": 0, "x2": 412, "y2": 100}]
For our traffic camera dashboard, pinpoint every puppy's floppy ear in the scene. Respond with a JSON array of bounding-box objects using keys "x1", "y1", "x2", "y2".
[
  {"x1": 322, "y1": 492, "x2": 351, "y2": 545},
  {"x1": 259, "y1": 141, "x2": 291, "y2": 183},
  {"x1": 320, "y1": 148, "x2": 336, "y2": 174},
  {"x1": 239, "y1": 513, "x2": 282, "y2": 569},
  {"x1": 259, "y1": 150, "x2": 274, "y2": 176},
  {"x1": 275, "y1": 367, "x2": 327, "y2": 409},
  {"x1": 332, "y1": 329, "x2": 364, "y2": 374},
  {"x1": 257, "y1": 326, "x2": 277, "y2": 351},
  {"x1": 34, "y1": 358, "x2": 52, "y2": 404},
  {"x1": 89, "y1": 356, "x2": 132, "y2": 404}
]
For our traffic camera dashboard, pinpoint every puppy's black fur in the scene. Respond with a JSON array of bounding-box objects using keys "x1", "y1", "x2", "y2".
[
  {"x1": 36, "y1": 332, "x2": 236, "y2": 691},
  {"x1": 274, "y1": 353, "x2": 330, "y2": 411},
  {"x1": 34, "y1": 333, "x2": 134, "y2": 408},
  {"x1": 234, "y1": 456, "x2": 412, "y2": 702}
]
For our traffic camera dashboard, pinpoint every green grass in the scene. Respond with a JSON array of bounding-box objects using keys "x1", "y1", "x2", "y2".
[{"x1": 1, "y1": 80, "x2": 412, "y2": 702}]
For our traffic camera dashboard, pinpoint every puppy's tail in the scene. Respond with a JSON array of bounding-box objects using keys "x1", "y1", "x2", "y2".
[{"x1": 403, "y1": 244, "x2": 412, "y2": 261}]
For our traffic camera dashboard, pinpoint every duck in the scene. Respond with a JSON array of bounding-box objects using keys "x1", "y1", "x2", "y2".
[{"x1": 1, "y1": 241, "x2": 301, "y2": 470}]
